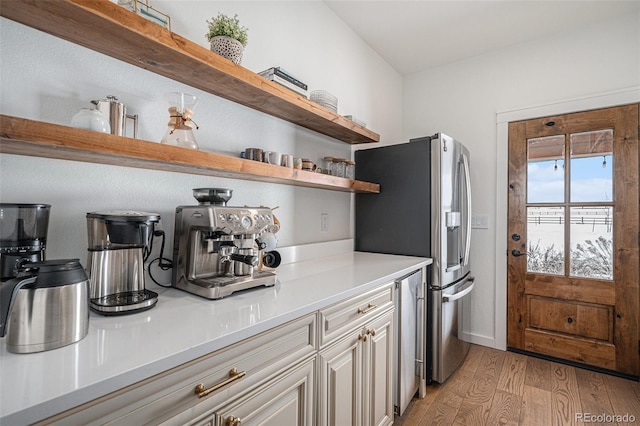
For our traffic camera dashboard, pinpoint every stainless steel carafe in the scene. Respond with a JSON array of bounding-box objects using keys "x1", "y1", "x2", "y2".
[
  {"x1": 91, "y1": 95, "x2": 138, "y2": 138},
  {"x1": 0, "y1": 259, "x2": 90, "y2": 354}
]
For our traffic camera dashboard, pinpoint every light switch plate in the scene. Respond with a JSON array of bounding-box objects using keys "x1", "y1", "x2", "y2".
[{"x1": 471, "y1": 215, "x2": 489, "y2": 229}]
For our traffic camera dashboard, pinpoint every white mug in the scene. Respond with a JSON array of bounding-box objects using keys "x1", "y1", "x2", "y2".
[
  {"x1": 265, "y1": 151, "x2": 282, "y2": 166},
  {"x1": 281, "y1": 154, "x2": 294, "y2": 168}
]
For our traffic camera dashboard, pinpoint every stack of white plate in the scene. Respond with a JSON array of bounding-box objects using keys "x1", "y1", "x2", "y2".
[
  {"x1": 310, "y1": 90, "x2": 338, "y2": 112},
  {"x1": 344, "y1": 115, "x2": 367, "y2": 128}
]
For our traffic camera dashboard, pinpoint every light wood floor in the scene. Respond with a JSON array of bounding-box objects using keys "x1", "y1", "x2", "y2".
[{"x1": 395, "y1": 344, "x2": 640, "y2": 426}]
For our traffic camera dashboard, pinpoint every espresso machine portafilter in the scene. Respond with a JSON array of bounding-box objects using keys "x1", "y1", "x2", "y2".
[{"x1": 171, "y1": 188, "x2": 278, "y2": 299}]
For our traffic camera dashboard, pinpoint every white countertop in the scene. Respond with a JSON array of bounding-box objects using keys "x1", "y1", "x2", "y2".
[{"x1": 0, "y1": 248, "x2": 430, "y2": 425}]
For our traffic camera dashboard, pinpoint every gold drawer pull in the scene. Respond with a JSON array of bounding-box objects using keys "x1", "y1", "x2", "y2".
[
  {"x1": 357, "y1": 303, "x2": 377, "y2": 314},
  {"x1": 367, "y1": 328, "x2": 376, "y2": 336},
  {"x1": 194, "y1": 368, "x2": 246, "y2": 398}
]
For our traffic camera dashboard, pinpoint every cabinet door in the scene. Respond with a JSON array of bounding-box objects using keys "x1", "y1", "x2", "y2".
[
  {"x1": 211, "y1": 358, "x2": 315, "y2": 426},
  {"x1": 318, "y1": 330, "x2": 363, "y2": 426},
  {"x1": 363, "y1": 310, "x2": 394, "y2": 426}
]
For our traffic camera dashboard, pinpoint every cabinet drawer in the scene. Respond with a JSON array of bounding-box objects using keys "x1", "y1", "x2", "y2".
[
  {"x1": 41, "y1": 314, "x2": 316, "y2": 426},
  {"x1": 319, "y1": 282, "x2": 394, "y2": 348},
  {"x1": 208, "y1": 357, "x2": 315, "y2": 426}
]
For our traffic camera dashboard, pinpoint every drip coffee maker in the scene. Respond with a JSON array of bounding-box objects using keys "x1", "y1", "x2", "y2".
[
  {"x1": 160, "y1": 92, "x2": 199, "y2": 149},
  {"x1": 86, "y1": 210, "x2": 160, "y2": 315},
  {"x1": 0, "y1": 203, "x2": 51, "y2": 281},
  {"x1": 172, "y1": 188, "x2": 278, "y2": 299}
]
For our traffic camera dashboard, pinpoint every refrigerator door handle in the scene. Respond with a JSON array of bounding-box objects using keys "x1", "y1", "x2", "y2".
[
  {"x1": 442, "y1": 277, "x2": 475, "y2": 302},
  {"x1": 462, "y1": 152, "x2": 472, "y2": 266}
]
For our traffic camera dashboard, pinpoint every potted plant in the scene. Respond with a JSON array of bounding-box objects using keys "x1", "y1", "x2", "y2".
[{"x1": 206, "y1": 13, "x2": 248, "y2": 65}]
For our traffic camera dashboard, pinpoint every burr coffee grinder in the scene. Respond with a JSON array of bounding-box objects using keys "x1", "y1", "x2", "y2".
[
  {"x1": 0, "y1": 203, "x2": 51, "y2": 281},
  {"x1": 86, "y1": 210, "x2": 160, "y2": 315}
]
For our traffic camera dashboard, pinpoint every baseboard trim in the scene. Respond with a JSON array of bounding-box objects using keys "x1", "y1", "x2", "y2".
[
  {"x1": 460, "y1": 331, "x2": 497, "y2": 349},
  {"x1": 507, "y1": 347, "x2": 639, "y2": 382}
]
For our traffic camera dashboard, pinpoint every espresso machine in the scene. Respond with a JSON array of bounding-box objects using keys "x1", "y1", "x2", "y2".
[
  {"x1": 172, "y1": 188, "x2": 278, "y2": 299},
  {"x1": 86, "y1": 210, "x2": 160, "y2": 314},
  {"x1": 0, "y1": 204, "x2": 51, "y2": 281}
]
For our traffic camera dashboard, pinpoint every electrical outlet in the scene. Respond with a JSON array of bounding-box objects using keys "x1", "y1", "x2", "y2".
[{"x1": 321, "y1": 213, "x2": 329, "y2": 232}]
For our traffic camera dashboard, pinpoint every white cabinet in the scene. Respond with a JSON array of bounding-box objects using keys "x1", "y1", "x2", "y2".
[
  {"x1": 40, "y1": 314, "x2": 316, "y2": 425},
  {"x1": 362, "y1": 311, "x2": 394, "y2": 426},
  {"x1": 35, "y1": 281, "x2": 398, "y2": 426},
  {"x1": 210, "y1": 358, "x2": 315, "y2": 426},
  {"x1": 318, "y1": 284, "x2": 395, "y2": 426},
  {"x1": 318, "y1": 327, "x2": 363, "y2": 425}
]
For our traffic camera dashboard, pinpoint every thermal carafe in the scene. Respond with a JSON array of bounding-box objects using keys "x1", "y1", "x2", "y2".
[
  {"x1": 0, "y1": 259, "x2": 90, "y2": 354},
  {"x1": 0, "y1": 203, "x2": 51, "y2": 281},
  {"x1": 86, "y1": 210, "x2": 160, "y2": 315}
]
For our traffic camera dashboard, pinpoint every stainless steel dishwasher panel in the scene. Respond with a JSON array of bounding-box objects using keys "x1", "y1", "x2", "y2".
[{"x1": 394, "y1": 269, "x2": 426, "y2": 417}]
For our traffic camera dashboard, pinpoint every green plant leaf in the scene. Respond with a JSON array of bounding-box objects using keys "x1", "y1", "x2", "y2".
[{"x1": 206, "y1": 12, "x2": 248, "y2": 46}]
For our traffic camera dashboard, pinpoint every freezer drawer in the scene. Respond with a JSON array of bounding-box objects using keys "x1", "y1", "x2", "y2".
[{"x1": 430, "y1": 274, "x2": 475, "y2": 383}]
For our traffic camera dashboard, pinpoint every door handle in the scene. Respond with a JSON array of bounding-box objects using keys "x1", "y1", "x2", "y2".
[
  {"x1": 511, "y1": 249, "x2": 527, "y2": 257},
  {"x1": 462, "y1": 153, "x2": 472, "y2": 266},
  {"x1": 416, "y1": 292, "x2": 425, "y2": 379}
]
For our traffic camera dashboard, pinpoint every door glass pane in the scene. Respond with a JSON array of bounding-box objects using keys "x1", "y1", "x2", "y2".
[
  {"x1": 527, "y1": 135, "x2": 565, "y2": 203},
  {"x1": 527, "y1": 206, "x2": 564, "y2": 275},
  {"x1": 570, "y1": 130, "x2": 613, "y2": 202},
  {"x1": 570, "y1": 206, "x2": 613, "y2": 280}
]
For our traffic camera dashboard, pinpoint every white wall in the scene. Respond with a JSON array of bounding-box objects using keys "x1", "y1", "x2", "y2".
[
  {"x1": 0, "y1": 1, "x2": 402, "y2": 274},
  {"x1": 403, "y1": 12, "x2": 640, "y2": 349}
]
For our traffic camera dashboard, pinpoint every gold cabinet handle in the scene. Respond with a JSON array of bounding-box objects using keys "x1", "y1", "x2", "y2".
[
  {"x1": 357, "y1": 303, "x2": 377, "y2": 314},
  {"x1": 226, "y1": 416, "x2": 242, "y2": 426},
  {"x1": 358, "y1": 333, "x2": 368, "y2": 342},
  {"x1": 367, "y1": 328, "x2": 376, "y2": 336},
  {"x1": 194, "y1": 368, "x2": 246, "y2": 398}
]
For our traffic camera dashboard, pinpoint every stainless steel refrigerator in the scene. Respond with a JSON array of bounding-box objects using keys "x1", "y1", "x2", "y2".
[{"x1": 355, "y1": 133, "x2": 475, "y2": 385}]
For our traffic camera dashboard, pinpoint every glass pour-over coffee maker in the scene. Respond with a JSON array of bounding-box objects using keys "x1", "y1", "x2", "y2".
[{"x1": 160, "y1": 92, "x2": 199, "y2": 150}]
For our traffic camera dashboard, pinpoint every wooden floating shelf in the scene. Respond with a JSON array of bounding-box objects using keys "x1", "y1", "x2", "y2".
[
  {"x1": 0, "y1": 115, "x2": 380, "y2": 194},
  {"x1": 0, "y1": 0, "x2": 380, "y2": 145}
]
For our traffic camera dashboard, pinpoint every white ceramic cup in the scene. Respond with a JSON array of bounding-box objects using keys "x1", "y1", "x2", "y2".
[
  {"x1": 265, "y1": 151, "x2": 282, "y2": 166},
  {"x1": 281, "y1": 154, "x2": 294, "y2": 168}
]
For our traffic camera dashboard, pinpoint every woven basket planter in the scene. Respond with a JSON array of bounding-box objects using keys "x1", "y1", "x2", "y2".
[{"x1": 209, "y1": 36, "x2": 244, "y2": 65}]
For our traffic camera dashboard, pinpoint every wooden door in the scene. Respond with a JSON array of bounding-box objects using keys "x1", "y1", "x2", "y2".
[{"x1": 507, "y1": 104, "x2": 639, "y2": 377}]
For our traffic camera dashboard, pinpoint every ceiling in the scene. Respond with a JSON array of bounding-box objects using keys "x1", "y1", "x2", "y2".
[{"x1": 324, "y1": 1, "x2": 640, "y2": 75}]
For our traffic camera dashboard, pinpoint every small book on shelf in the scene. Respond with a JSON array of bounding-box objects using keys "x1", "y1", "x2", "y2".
[
  {"x1": 265, "y1": 74, "x2": 308, "y2": 97},
  {"x1": 259, "y1": 67, "x2": 308, "y2": 91}
]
